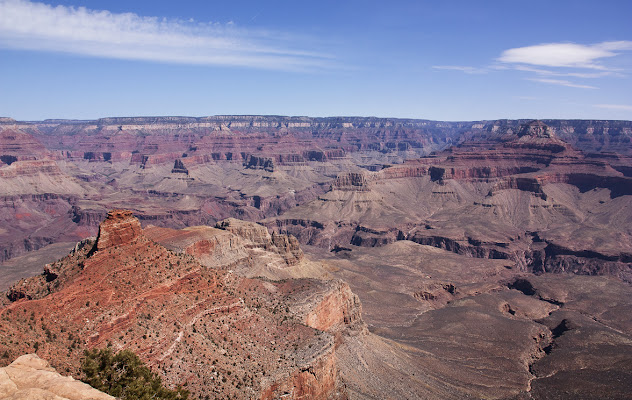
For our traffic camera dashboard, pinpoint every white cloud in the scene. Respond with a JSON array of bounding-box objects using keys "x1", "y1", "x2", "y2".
[
  {"x1": 432, "y1": 65, "x2": 488, "y2": 74},
  {"x1": 594, "y1": 104, "x2": 632, "y2": 111},
  {"x1": 527, "y1": 78, "x2": 598, "y2": 89},
  {"x1": 498, "y1": 41, "x2": 632, "y2": 69},
  {"x1": 432, "y1": 41, "x2": 630, "y2": 91},
  {"x1": 0, "y1": 0, "x2": 334, "y2": 71}
]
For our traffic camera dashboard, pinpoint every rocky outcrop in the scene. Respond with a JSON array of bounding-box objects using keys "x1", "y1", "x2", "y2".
[
  {"x1": 70, "y1": 206, "x2": 107, "y2": 227},
  {"x1": 170, "y1": 159, "x2": 188, "y2": 174},
  {"x1": 243, "y1": 154, "x2": 274, "y2": 172},
  {"x1": 300, "y1": 280, "x2": 364, "y2": 333},
  {"x1": 404, "y1": 230, "x2": 513, "y2": 259},
  {"x1": 260, "y1": 344, "x2": 338, "y2": 400},
  {"x1": 518, "y1": 120, "x2": 555, "y2": 138},
  {"x1": 216, "y1": 218, "x2": 272, "y2": 246},
  {"x1": 350, "y1": 226, "x2": 399, "y2": 247},
  {"x1": 331, "y1": 172, "x2": 370, "y2": 191},
  {"x1": 217, "y1": 218, "x2": 304, "y2": 266},
  {"x1": 0, "y1": 354, "x2": 114, "y2": 400},
  {"x1": 270, "y1": 231, "x2": 304, "y2": 266},
  {"x1": 94, "y1": 209, "x2": 142, "y2": 251},
  {"x1": 263, "y1": 219, "x2": 330, "y2": 247}
]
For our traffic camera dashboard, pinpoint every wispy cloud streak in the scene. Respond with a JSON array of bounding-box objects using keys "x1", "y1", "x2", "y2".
[
  {"x1": 0, "y1": 0, "x2": 335, "y2": 71},
  {"x1": 432, "y1": 65, "x2": 488, "y2": 74},
  {"x1": 527, "y1": 78, "x2": 598, "y2": 89},
  {"x1": 512, "y1": 65, "x2": 620, "y2": 79},
  {"x1": 594, "y1": 104, "x2": 632, "y2": 111}
]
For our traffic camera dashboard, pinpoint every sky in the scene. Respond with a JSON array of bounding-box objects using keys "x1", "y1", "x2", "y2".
[{"x1": 0, "y1": 0, "x2": 631, "y2": 121}]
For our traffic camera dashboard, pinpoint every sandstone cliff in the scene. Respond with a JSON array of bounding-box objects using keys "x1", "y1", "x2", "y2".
[{"x1": 94, "y1": 209, "x2": 142, "y2": 251}]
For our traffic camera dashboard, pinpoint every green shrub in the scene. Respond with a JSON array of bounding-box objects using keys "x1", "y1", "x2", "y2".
[{"x1": 81, "y1": 348, "x2": 189, "y2": 400}]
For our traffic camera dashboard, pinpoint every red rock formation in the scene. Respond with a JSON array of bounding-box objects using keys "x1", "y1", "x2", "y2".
[
  {"x1": 260, "y1": 347, "x2": 338, "y2": 400},
  {"x1": 144, "y1": 225, "x2": 249, "y2": 268},
  {"x1": 301, "y1": 280, "x2": 364, "y2": 333},
  {"x1": 377, "y1": 121, "x2": 629, "y2": 192},
  {"x1": 0, "y1": 211, "x2": 360, "y2": 399},
  {"x1": 94, "y1": 209, "x2": 142, "y2": 251}
]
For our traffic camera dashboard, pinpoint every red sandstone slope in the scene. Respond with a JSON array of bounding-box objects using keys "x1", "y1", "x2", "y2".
[{"x1": 0, "y1": 210, "x2": 363, "y2": 399}]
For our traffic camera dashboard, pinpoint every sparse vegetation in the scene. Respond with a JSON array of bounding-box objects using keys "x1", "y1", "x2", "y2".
[{"x1": 81, "y1": 348, "x2": 189, "y2": 400}]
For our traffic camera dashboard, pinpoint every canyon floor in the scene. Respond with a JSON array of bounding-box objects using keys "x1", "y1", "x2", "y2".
[{"x1": 1, "y1": 116, "x2": 631, "y2": 399}]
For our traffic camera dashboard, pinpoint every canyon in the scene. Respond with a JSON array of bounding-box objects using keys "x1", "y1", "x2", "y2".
[{"x1": 1, "y1": 116, "x2": 631, "y2": 398}]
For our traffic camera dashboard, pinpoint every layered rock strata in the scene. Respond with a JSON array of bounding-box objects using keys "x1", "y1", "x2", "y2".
[{"x1": 266, "y1": 121, "x2": 632, "y2": 281}]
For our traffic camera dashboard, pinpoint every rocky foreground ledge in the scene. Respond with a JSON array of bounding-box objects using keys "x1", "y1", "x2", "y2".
[{"x1": 0, "y1": 354, "x2": 113, "y2": 400}]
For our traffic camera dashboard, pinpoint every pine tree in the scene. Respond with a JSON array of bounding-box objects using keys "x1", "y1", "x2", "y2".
[{"x1": 81, "y1": 348, "x2": 189, "y2": 400}]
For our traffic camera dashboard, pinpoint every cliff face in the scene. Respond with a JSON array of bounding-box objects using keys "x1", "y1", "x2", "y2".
[
  {"x1": 14, "y1": 116, "x2": 468, "y2": 172},
  {"x1": 260, "y1": 346, "x2": 338, "y2": 400},
  {"x1": 331, "y1": 172, "x2": 370, "y2": 192},
  {"x1": 300, "y1": 280, "x2": 364, "y2": 333},
  {"x1": 94, "y1": 209, "x2": 142, "y2": 251},
  {"x1": 217, "y1": 218, "x2": 304, "y2": 267},
  {"x1": 463, "y1": 119, "x2": 632, "y2": 154},
  {"x1": 7, "y1": 116, "x2": 630, "y2": 166}
]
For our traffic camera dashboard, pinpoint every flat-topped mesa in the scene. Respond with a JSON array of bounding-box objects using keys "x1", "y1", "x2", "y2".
[
  {"x1": 331, "y1": 172, "x2": 370, "y2": 191},
  {"x1": 95, "y1": 209, "x2": 142, "y2": 251}
]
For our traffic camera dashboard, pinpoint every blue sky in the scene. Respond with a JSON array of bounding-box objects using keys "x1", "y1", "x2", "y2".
[{"x1": 0, "y1": 0, "x2": 631, "y2": 121}]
